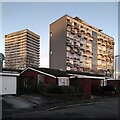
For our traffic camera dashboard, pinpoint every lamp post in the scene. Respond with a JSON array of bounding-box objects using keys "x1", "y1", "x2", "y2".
[{"x1": 115, "y1": 55, "x2": 120, "y2": 96}]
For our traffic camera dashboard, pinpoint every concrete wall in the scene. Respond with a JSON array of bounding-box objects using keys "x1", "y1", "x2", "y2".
[
  {"x1": 50, "y1": 16, "x2": 67, "y2": 70},
  {"x1": 0, "y1": 76, "x2": 16, "y2": 95}
]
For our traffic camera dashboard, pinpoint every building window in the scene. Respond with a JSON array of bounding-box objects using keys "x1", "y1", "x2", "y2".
[
  {"x1": 58, "y1": 77, "x2": 69, "y2": 86},
  {"x1": 37, "y1": 74, "x2": 45, "y2": 83}
]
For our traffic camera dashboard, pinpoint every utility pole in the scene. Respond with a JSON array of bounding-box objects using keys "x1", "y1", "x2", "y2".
[{"x1": 115, "y1": 55, "x2": 120, "y2": 96}]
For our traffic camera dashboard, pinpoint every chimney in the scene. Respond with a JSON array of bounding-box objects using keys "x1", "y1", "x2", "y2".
[{"x1": 0, "y1": 53, "x2": 5, "y2": 72}]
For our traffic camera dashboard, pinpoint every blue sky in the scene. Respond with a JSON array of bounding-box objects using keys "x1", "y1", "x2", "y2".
[{"x1": 1, "y1": 2, "x2": 118, "y2": 68}]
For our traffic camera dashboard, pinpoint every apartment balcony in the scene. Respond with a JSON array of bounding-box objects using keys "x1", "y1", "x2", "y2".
[
  {"x1": 83, "y1": 53, "x2": 87, "y2": 57},
  {"x1": 74, "y1": 48, "x2": 79, "y2": 53},
  {"x1": 74, "y1": 24, "x2": 79, "y2": 29},
  {"x1": 102, "y1": 42, "x2": 106, "y2": 46},
  {"x1": 66, "y1": 47, "x2": 70, "y2": 52},
  {"x1": 66, "y1": 62, "x2": 73, "y2": 67},
  {"x1": 84, "y1": 35, "x2": 88, "y2": 40},
  {"x1": 80, "y1": 40, "x2": 85, "y2": 45},
  {"x1": 77, "y1": 52, "x2": 81, "y2": 56},
  {"x1": 79, "y1": 63, "x2": 84, "y2": 68},
  {"x1": 71, "y1": 29, "x2": 75, "y2": 34},
  {"x1": 89, "y1": 37, "x2": 93, "y2": 41},
  {"x1": 78, "y1": 68, "x2": 83, "y2": 72},
  {"x1": 66, "y1": 57, "x2": 70, "y2": 61},
  {"x1": 74, "y1": 56, "x2": 80, "y2": 61},
  {"x1": 86, "y1": 42, "x2": 92, "y2": 47},
  {"x1": 80, "y1": 46, "x2": 85, "y2": 50},
  {"x1": 67, "y1": 21, "x2": 72, "y2": 26},
  {"x1": 97, "y1": 56, "x2": 101, "y2": 60},
  {"x1": 97, "y1": 40, "x2": 102, "y2": 44},
  {"x1": 83, "y1": 67, "x2": 91, "y2": 72},
  {"x1": 97, "y1": 36, "x2": 103, "y2": 40},
  {"x1": 97, "y1": 64, "x2": 103, "y2": 68},
  {"x1": 70, "y1": 49, "x2": 75, "y2": 54},
  {"x1": 77, "y1": 32, "x2": 81, "y2": 37},
  {"x1": 66, "y1": 41, "x2": 74, "y2": 47},
  {"x1": 80, "y1": 46, "x2": 86, "y2": 50},
  {"x1": 110, "y1": 45, "x2": 113, "y2": 49},
  {"x1": 86, "y1": 60, "x2": 91, "y2": 64},
  {"x1": 86, "y1": 48, "x2": 92, "y2": 52},
  {"x1": 112, "y1": 41, "x2": 114, "y2": 45},
  {"x1": 106, "y1": 43, "x2": 110, "y2": 48},
  {"x1": 74, "y1": 43, "x2": 80, "y2": 48},
  {"x1": 67, "y1": 27, "x2": 71, "y2": 32},
  {"x1": 86, "y1": 31, "x2": 92, "y2": 37},
  {"x1": 85, "y1": 63, "x2": 91, "y2": 69},
  {"x1": 80, "y1": 58, "x2": 84, "y2": 63},
  {"x1": 74, "y1": 63, "x2": 80, "y2": 69},
  {"x1": 81, "y1": 28, "x2": 86, "y2": 33},
  {"x1": 102, "y1": 58, "x2": 106, "y2": 61},
  {"x1": 88, "y1": 54, "x2": 93, "y2": 58}
]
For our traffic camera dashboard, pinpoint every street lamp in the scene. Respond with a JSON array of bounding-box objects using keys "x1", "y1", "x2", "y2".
[{"x1": 114, "y1": 55, "x2": 120, "y2": 96}]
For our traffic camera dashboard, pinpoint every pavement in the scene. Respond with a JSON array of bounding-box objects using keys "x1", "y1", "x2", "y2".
[
  {"x1": 3, "y1": 95, "x2": 36, "y2": 109},
  {"x1": 2, "y1": 94, "x2": 119, "y2": 119}
]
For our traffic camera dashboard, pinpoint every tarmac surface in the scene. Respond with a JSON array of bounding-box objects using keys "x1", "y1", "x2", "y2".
[{"x1": 2, "y1": 94, "x2": 120, "y2": 119}]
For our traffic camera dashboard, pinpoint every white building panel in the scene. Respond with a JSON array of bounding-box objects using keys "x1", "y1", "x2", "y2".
[
  {"x1": 2, "y1": 76, "x2": 16, "y2": 95},
  {"x1": 0, "y1": 73, "x2": 19, "y2": 95},
  {"x1": 58, "y1": 77, "x2": 69, "y2": 86}
]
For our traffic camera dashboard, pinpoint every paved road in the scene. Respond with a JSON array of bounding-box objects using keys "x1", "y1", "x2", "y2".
[{"x1": 3, "y1": 97, "x2": 119, "y2": 119}]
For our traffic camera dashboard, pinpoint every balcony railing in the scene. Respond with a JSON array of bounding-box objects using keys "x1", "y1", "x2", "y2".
[
  {"x1": 81, "y1": 28, "x2": 86, "y2": 33},
  {"x1": 89, "y1": 37, "x2": 93, "y2": 41},
  {"x1": 84, "y1": 35, "x2": 88, "y2": 39},
  {"x1": 77, "y1": 52, "x2": 81, "y2": 56},
  {"x1": 66, "y1": 41, "x2": 74, "y2": 47},
  {"x1": 71, "y1": 29, "x2": 75, "y2": 34},
  {"x1": 86, "y1": 31, "x2": 92, "y2": 37},
  {"x1": 83, "y1": 53, "x2": 87, "y2": 57},
  {"x1": 67, "y1": 21, "x2": 72, "y2": 26},
  {"x1": 74, "y1": 63, "x2": 80, "y2": 68},
  {"x1": 74, "y1": 24, "x2": 79, "y2": 29},
  {"x1": 66, "y1": 62, "x2": 73, "y2": 67},
  {"x1": 80, "y1": 40, "x2": 85, "y2": 44},
  {"x1": 86, "y1": 60, "x2": 91, "y2": 64},
  {"x1": 74, "y1": 43, "x2": 80, "y2": 48},
  {"x1": 67, "y1": 27, "x2": 71, "y2": 31},
  {"x1": 77, "y1": 32, "x2": 81, "y2": 37},
  {"x1": 70, "y1": 49, "x2": 75, "y2": 54},
  {"x1": 79, "y1": 63, "x2": 84, "y2": 68}
]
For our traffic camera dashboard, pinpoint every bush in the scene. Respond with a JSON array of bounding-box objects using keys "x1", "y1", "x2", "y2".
[
  {"x1": 100, "y1": 85, "x2": 115, "y2": 91},
  {"x1": 37, "y1": 82, "x2": 80, "y2": 94},
  {"x1": 46, "y1": 86, "x2": 63, "y2": 94}
]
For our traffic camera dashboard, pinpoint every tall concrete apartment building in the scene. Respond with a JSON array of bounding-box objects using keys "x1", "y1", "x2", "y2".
[
  {"x1": 5, "y1": 29, "x2": 40, "y2": 70},
  {"x1": 50, "y1": 15, "x2": 114, "y2": 76}
]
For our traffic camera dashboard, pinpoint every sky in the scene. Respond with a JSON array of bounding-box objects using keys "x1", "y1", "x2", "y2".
[{"x1": 1, "y1": 2, "x2": 118, "y2": 68}]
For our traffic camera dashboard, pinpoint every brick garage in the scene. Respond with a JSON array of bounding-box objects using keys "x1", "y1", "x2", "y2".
[
  {"x1": 107, "y1": 79, "x2": 120, "y2": 89},
  {"x1": 70, "y1": 74, "x2": 105, "y2": 98},
  {"x1": 17, "y1": 67, "x2": 69, "y2": 94}
]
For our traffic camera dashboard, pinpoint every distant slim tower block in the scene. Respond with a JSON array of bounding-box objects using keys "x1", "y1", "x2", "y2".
[
  {"x1": 50, "y1": 15, "x2": 114, "y2": 76},
  {"x1": 5, "y1": 29, "x2": 40, "y2": 70}
]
